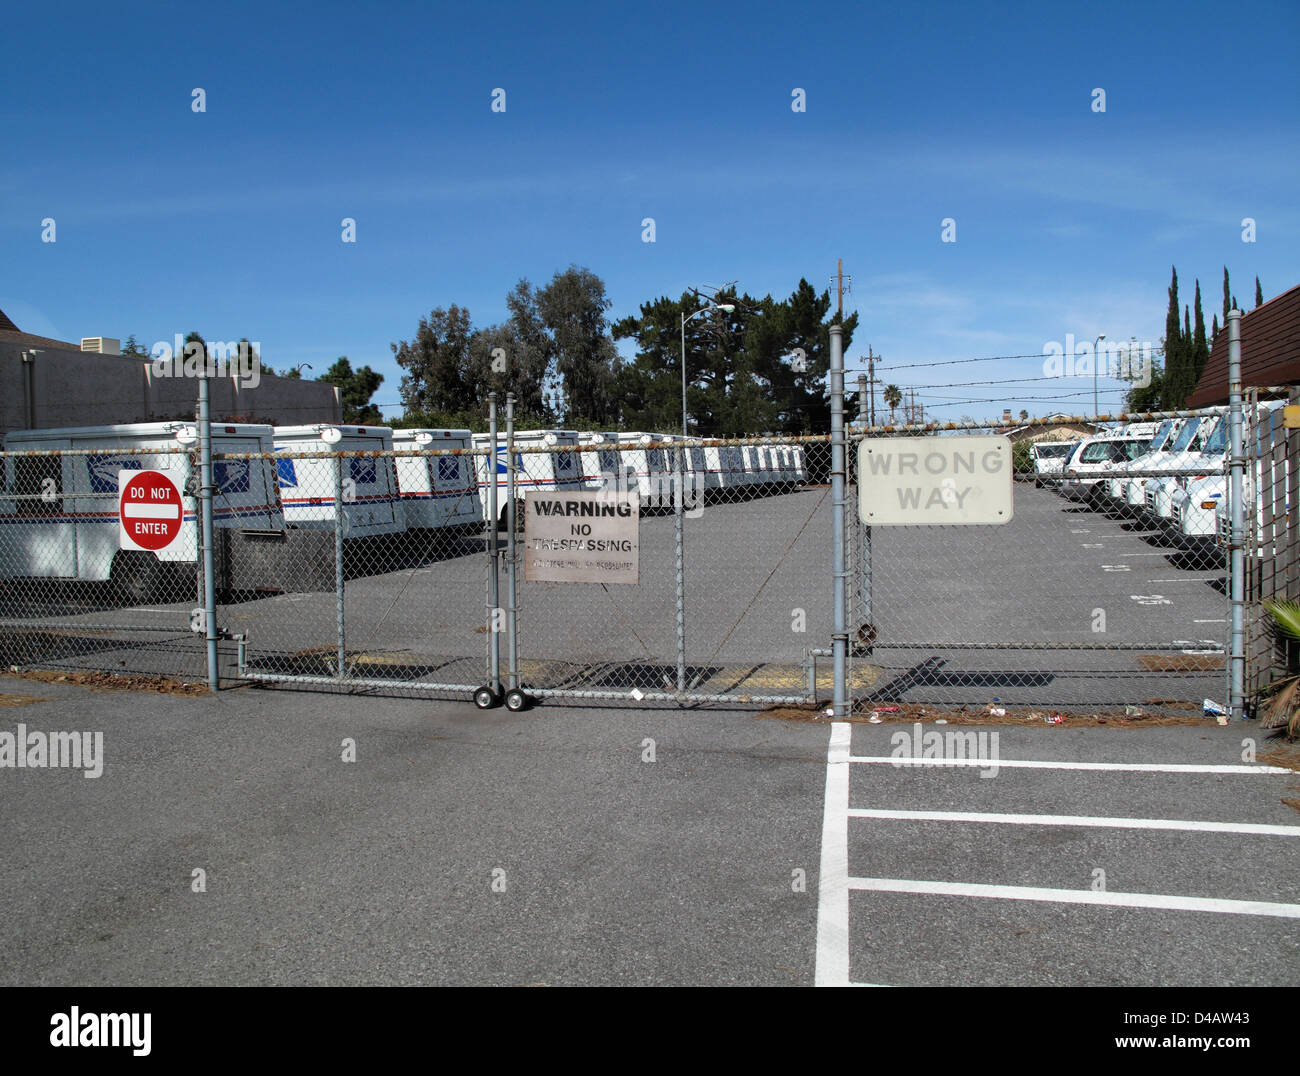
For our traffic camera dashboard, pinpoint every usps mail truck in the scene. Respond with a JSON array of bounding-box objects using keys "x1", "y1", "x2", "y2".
[
  {"x1": 578, "y1": 432, "x2": 620, "y2": 492},
  {"x1": 0, "y1": 422, "x2": 283, "y2": 601},
  {"x1": 273, "y1": 425, "x2": 405, "y2": 538},
  {"x1": 472, "y1": 430, "x2": 584, "y2": 526},
  {"x1": 391, "y1": 429, "x2": 483, "y2": 535}
]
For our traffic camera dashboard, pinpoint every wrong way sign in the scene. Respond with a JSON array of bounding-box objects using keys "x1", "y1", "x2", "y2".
[
  {"x1": 119, "y1": 469, "x2": 183, "y2": 551},
  {"x1": 858, "y1": 435, "x2": 1013, "y2": 525}
]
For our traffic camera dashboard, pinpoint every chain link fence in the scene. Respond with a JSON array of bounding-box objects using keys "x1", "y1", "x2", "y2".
[{"x1": 3, "y1": 395, "x2": 1290, "y2": 717}]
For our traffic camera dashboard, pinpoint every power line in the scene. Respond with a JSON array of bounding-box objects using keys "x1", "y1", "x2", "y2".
[{"x1": 847, "y1": 347, "x2": 1166, "y2": 373}]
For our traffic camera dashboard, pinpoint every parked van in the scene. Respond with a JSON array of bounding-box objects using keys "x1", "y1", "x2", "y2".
[
  {"x1": 1059, "y1": 432, "x2": 1152, "y2": 503},
  {"x1": 391, "y1": 428, "x2": 483, "y2": 535},
  {"x1": 1031, "y1": 441, "x2": 1080, "y2": 488},
  {"x1": 1142, "y1": 415, "x2": 1224, "y2": 523},
  {"x1": 0, "y1": 422, "x2": 283, "y2": 601},
  {"x1": 273, "y1": 425, "x2": 405, "y2": 537},
  {"x1": 1103, "y1": 418, "x2": 1182, "y2": 506},
  {"x1": 472, "y1": 429, "x2": 584, "y2": 525}
]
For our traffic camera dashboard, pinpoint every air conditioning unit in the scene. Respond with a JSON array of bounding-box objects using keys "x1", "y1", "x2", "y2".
[{"x1": 81, "y1": 337, "x2": 121, "y2": 355}]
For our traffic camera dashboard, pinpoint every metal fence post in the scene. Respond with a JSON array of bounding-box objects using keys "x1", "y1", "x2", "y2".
[
  {"x1": 334, "y1": 450, "x2": 346, "y2": 680},
  {"x1": 197, "y1": 376, "x2": 219, "y2": 692},
  {"x1": 830, "y1": 324, "x2": 848, "y2": 718},
  {"x1": 505, "y1": 393, "x2": 519, "y2": 693},
  {"x1": 1227, "y1": 309, "x2": 1245, "y2": 719},
  {"x1": 486, "y1": 392, "x2": 501, "y2": 696},
  {"x1": 674, "y1": 439, "x2": 686, "y2": 697}
]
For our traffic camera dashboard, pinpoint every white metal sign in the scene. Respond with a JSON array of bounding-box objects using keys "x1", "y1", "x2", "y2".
[
  {"x1": 523, "y1": 491, "x2": 639, "y2": 584},
  {"x1": 858, "y1": 435, "x2": 1013, "y2": 525}
]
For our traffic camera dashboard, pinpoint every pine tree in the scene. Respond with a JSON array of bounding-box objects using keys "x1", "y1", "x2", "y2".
[{"x1": 1256, "y1": 277, "x2": 1264, "y2": 308}]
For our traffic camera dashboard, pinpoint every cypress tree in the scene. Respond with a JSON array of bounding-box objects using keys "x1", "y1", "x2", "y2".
[
  {"x1": 1163, "y1": 267, "x2": 1183, "y2": 409},
  {"x1": 1192, "y1": 281, "x2": 1209, "y2": 383},
  {"x1": 1211, "y1": 314, "x2": 1219, "y2": 342},
  {"x1": 1223, "y1": 267, "x2": 1231, "y2": 321},
  {"x1": 1256, "y1": 276, "x2": 1264, "y2": 308}
]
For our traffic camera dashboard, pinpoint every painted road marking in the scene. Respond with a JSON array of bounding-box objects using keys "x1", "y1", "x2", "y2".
[
  {"x1": 847, "y1": 878, "x2": 1300, "y2": 919},
  {"x1": 849, "y1": 756, "x2": 1291, "y2": 774},
  {"x1": 847, "y1": 807, "x2": 1300, "y2": 837},
  {"x1": 815, "y1": 722, "x2": 852, "y2": 988}
]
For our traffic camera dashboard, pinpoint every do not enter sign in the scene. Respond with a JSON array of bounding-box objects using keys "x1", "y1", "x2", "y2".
[{"x1": 119, "y1": 469, "x2": 183, "y2": 551}]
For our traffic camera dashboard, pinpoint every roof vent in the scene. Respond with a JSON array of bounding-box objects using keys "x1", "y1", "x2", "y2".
[{"x1": 81, "y1": 337, "x2": 121, "y2": 355}]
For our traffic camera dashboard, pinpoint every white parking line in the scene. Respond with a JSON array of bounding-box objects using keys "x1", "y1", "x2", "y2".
[
  {"x1": 849, "y1": 756, "x2": 1290, "y2": 774},
  {"x1": 847, "y1": 807, "x2": 1300, "y2": 836},
  {"x1": 847, "y1": 878, "x2": 1300, "y2": 919},
  {"x1": 814, "y1": 722, "x2": 852, "y2": 987}
]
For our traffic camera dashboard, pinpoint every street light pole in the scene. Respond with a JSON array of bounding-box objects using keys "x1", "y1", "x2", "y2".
[
  {"x1": 681, "y1": 300, "x2": 736, "y2": 438},
  {"x1": 1093, "y1": 333, "x2": 1106, "y2": 417}
]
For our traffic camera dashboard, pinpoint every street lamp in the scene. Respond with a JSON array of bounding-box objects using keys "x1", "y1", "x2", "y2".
[
  {"x1": 1093, "y1": 334, "x2": 1106, "y2": 417},
  {"x1": 681, "y1": 301, "x2": 735, "y2": 438}
]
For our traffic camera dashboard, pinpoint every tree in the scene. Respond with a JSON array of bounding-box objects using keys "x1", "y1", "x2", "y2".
[
  {"x1": 318, "y1": 357, "x2": 384, "y2": 424},
  {"x1": 536, "y1": 265, "x2": 620, "y2": 424},
  {"x1": 1223, "y1": 267, "x2": 1232, "y2": 322},
  {"x1": 1161, "y1": 267, "x2": 1187, "y2": 409},
  {"x1": 1256, "y1": 277, "x2": 1264, "y2": 308},
  {"x1": 1191, "y1": 281, "x2": 1209, "y2": 385},
  {"x1": 121, "y1": 334, "x2": 147, "y2": 358},
  {"x1": 502, "y1": 279, "x2": 556, "y2": 418},
  {"x1": 884, "y1": 384, "x2": 902, "y2": 424},
  {"x1": 1212, "y1": 314, "x2": 1219, "y2": 342},
  {"x1": 611, "y1": 279, "x2": 856, "y2": 435},
  {"x1": 1126, "y1": 359, "x2": 1164, "y2": 413},
  {"x1": 1019, "y1": 409, "x2": 1029, "y2": 422},
  {"x1": 392, "y1": 305, "x2": 476, "y2": 415}
]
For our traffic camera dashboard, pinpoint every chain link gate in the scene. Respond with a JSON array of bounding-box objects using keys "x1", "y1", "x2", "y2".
[
  {"x1": 0, "y1": 438, "x2": 217, "y2": 680},
  {"x1": 2, "y1": 401, "x2": 1269, "y2": 719},
  {"x1": 845, "y1": 413, "x2": 1237, "y2": 715}
]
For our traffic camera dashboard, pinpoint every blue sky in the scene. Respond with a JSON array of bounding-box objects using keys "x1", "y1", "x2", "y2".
[{"x1": 2, "y1": 0, "x2": 1296, "y2": 421}]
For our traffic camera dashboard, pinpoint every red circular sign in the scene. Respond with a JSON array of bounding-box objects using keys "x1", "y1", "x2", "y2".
[{"x1": 119, "y1": 470, "x2": 183, "y2": 551}]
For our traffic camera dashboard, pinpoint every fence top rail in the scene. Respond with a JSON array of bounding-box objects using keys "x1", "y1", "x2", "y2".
[
  {"x1": 0, "y1": 446, "x2": 193, "y2": 458},
  {"x1": 205, "y1": 435, "x2": 832, "y2": 460}
]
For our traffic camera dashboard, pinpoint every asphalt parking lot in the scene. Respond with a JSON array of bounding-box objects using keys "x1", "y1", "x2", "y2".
[
  {"x1": 0, "y1": 480, "x2": 1231, "y2": 712},
  {"x1": 1, "y1": 675, "x2": 1295, "y2": 986}
]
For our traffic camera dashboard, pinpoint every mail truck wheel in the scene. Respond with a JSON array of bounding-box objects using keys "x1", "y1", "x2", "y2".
[{"x1": 110, "y1": 551, "x2": 164, "y2": 605}]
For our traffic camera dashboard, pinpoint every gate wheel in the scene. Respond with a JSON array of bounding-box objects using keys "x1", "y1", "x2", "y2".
[
  {"x1": 504, "y1": 689, "x2": 530, "y2": 712},
  {"x1": 473, "y1": 686, "x2": 501, "y2": 709}
]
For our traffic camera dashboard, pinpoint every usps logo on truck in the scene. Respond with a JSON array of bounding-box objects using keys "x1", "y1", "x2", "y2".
[{"x1": 119, "y1": 470, "x2": 183, "y2": 551}]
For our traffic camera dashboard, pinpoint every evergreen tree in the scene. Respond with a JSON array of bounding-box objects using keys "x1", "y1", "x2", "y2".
[
  {"x1": 1192, "y1": 282, "x2": 1209, "y2": 385},
  {"x1": 1211, "y1": 314, "x2": 1219, "y2": 342},
  {"x1": 121, "y1": 334, "x2": 147, "y2": 358},
  {"x1": 1223, "y1": 267, "x2": 1231, "y2": 322},
  {"x1": 1161, "y1": 267, "x2": 1184, "y2": 409},
  {"x1": 1256, "y1": 277, "x2": 1264, "y2": 308},
  {"x1": 318, "y1": 357, "x2": 384, "y2": 424}
]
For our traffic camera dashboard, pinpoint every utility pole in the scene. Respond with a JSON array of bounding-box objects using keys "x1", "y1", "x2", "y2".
[
  {"x1": 856, "y1": 374, "x2": 867, "y2": 426},
  {"x1": 865, "y1": 346, "x2": 878, "y2": 426}
]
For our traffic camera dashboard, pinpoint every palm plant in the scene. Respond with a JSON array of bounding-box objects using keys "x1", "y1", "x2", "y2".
[{"x1": 1258, "y1": 598, "x2": 1300, "y2": 740}]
